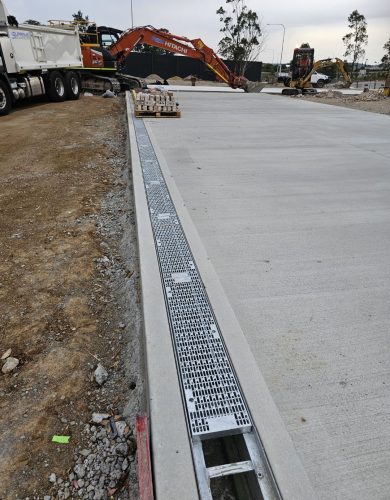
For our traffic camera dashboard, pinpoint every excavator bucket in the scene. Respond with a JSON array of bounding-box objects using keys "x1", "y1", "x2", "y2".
[{"x1": 245, "y1": 81, "x2": 267, "y2": 93}]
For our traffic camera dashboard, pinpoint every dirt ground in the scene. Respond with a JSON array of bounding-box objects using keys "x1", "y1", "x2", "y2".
[
  {"x1": 295, "y1": 90, "x2": 390, "y2": 115},
  {"x1": 0, "y1": 95, "x2": 144, "y2": 498}
]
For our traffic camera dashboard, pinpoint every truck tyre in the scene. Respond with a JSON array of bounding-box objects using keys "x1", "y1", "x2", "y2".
[
  {"x1": 46, "y1": 71, "x2": 66, "y2": 102},
  {"x1": 0, "y1": 79, "x2": 12, "y2": 116},
  {"x1": 65, "y1": 71, "x2": 81, "y2": 100},
  {"x1": 316, "y1": 79, "x2": 325, "y2": 88}
]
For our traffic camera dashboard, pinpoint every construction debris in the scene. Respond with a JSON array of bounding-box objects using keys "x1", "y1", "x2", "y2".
[
  {"x1": 293, "y1": 88, "x2": 390, "y2": 115},
  {"x1": 312, "y1": 89, "x2": 385, "y2": 101},
  {"x1": 102, "y1": 90, "x2": 117, "y2": 99},
  {"x1": 353, "y1": 89, "x2": 385, "y2": 101}
]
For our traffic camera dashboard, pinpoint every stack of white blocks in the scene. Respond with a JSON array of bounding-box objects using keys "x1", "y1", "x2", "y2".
[{"x1": 134, "y1": 91, "x2": 178, "y2": 113}]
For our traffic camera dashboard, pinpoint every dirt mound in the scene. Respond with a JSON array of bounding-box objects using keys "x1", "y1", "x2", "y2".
[
  {"x1": 353, "y1": 89, "x2": 386, "y2": 101},
  {"x1": 145, "y1": 73, "x2": 163, "y2": 82},
  {"x1": 169, "y1": 75, "x2": 185, "y2": 81}
]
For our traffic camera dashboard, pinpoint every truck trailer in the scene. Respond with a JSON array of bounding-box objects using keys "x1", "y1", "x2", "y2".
[{"x1": 0, "y1": 0, "x2": 83, "y2": 116}]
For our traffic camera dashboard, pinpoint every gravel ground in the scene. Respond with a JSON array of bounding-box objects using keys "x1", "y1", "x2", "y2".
[{"x1": 0, "y1": 95, "x2": 144, "y2": 498}]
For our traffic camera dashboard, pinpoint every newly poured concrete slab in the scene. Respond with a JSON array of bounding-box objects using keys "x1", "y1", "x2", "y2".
[{"x1": 144, "y1": 93, "x2": 390, "y2": 499}]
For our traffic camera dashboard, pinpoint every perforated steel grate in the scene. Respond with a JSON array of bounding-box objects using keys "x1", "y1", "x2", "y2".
[{"x1": 133, "y1": 117, "x2": 251, "y2": 438}]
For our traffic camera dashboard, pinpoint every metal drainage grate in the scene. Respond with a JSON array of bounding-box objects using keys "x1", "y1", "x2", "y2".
[{"x1": 133, "y1": 117, "x2": 251, "y2": 438}]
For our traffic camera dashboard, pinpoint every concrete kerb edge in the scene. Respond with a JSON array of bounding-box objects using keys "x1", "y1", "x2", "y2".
[
  {"x1": 144, "y1": 118, "x2": 317, "y2": 500},
  {"x1": 125, "y1": 92, "x2": 199, "y2": 500}
]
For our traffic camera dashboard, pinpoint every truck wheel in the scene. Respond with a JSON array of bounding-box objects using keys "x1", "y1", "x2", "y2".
[
  {"x1": 0, "y1": 80, "x2": 12, "y2": 116},
  {"x1": 316, "y1": 79, "x2": 325, "y2": 88},
  {"x1": 65, "y1": 71, "x2": 81, "y2": 100},
  {"x1": 46, "y1": 71, "x2": 66, "y2": 102}
]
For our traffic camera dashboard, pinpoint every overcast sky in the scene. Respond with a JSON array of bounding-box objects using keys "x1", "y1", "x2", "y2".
[{"x1": 9, "y1": 0, "x2": 390, "y2": 64}]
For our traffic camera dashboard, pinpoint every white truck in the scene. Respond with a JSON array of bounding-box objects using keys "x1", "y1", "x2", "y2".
[
  {"x1": 0, "y1": 0, "x2": 83, "y2": 116},
  {"x1": 277, "y1": 70, "x2": 330, "y2": 88}
]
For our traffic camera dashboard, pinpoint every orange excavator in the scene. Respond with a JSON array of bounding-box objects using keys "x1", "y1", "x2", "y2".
[
  {"x1": 107, "y1": 26, "x2": 247, "y2": 89},
  {"x1": 48, "y1": 21, "x2": 260, "y2": 92}
]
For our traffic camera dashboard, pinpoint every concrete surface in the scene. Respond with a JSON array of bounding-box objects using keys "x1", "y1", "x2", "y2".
[
  {"x1": 144, "y1": 93, "x2": 390, "y2": 499},
  {"x1": 147, "y1": 84, "x2": 362, "y2": 95},
  {"x1": 146, "y1": 121, "x2": 316, "y2": 499},
  {"x1": 147, "y1": 84, "x2": 245, "y2": 93}
]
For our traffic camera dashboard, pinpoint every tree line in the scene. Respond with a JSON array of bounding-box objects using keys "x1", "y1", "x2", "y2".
[{"x1": 23, "y1": 3, "x2": 390, "y2": 78}]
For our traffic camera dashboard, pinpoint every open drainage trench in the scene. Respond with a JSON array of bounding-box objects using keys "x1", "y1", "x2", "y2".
[{"x1": 129, "y1": 100, "x2": 281, "y2": 500}]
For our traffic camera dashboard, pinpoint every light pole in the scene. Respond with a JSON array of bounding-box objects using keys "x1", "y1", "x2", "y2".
[
  {"x1": 131, "y1": 0, "x2": 134, "y2": 28},
  {"x1": 267, "y1": 23, "x2": 285, "y2": 74}
]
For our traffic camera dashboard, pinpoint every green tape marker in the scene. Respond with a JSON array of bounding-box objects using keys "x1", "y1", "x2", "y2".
[{"x1": 52, "y1": 435, "x2": 70, "y2": 444}]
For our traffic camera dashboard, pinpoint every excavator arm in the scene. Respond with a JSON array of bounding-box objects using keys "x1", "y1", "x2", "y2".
[
  {"x1": 299, "y1": 58, "x2": 352, "y2": 89},
  {"x1": 107, "y1": 26, "x2": 248, "y2": 90}
]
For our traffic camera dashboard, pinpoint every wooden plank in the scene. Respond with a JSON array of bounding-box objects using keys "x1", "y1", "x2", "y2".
[
  {"x1": 135, "y1": 110, "x2": 181, "y2": 118},
  {"x1": 136, "y1": 414, "x2": 154, "y2": 500}
]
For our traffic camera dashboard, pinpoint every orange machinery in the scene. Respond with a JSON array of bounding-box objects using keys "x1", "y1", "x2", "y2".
[{"x1": 80, "y1": 25, "x2": 248, "y2": 90}]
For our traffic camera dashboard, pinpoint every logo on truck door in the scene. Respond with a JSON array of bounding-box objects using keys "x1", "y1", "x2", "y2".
[{"x1": 10, "y1": 31, "x2": 30, "y2": 40}]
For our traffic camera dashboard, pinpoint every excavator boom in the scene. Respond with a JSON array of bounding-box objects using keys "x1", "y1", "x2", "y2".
[{"x1": 107, "y1": 26, "x2": 248, "y2": 90}]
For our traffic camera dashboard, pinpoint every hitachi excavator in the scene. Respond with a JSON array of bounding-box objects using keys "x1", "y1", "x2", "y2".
[
  {"x1": 282, "y1": 46, "x2": 351, "y2": 95},
  {"x1": 49, "y1": 21, "x2": 262, "y2": 93}
]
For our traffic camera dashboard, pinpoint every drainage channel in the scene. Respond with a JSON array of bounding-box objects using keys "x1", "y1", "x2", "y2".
[{"x1": 131, "y1": 109, "x2": 281, "y2": 500}]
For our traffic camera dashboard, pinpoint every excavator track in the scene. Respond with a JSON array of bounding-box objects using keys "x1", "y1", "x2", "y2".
[
  {"x1": 81, "y1": 74, "x2": 122, "y2": 93},
  {"x1": 80, "y1": 73, "x2": 144, "y2": 94}
]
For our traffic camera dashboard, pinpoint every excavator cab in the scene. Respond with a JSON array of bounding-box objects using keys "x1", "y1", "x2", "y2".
[{"x1": 291, "y1": 47, "x2": 314, "y2": 81}]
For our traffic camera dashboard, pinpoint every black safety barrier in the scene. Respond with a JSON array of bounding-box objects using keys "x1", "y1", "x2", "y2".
[{"x1": 121, "y1": 52, "x2": 262, "y2": 82}]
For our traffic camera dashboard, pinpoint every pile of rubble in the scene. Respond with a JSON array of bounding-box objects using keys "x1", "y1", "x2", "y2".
[
  {"x1": 353, "y1": 89, "x2": 386, "y2": 101},
  {"x1": 313, "y1": 89, "x2": 386, "y2": 101}
]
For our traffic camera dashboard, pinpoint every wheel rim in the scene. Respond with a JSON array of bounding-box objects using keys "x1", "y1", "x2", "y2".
[
  {"x1": 70, "y1": 77, "x2": 79, "y2": 95},
  {"x1": 0, "y1": 88, "x2": 6, "y2": 110},
  {"x1": 55, "y1": 77, "x2": 65, "y2": 97}
]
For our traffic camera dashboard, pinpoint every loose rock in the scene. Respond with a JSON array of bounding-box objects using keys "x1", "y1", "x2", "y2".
[
  {"x1": 115, "y1": 420, "x2": 127, "y2": 437},
  {"x1": 74, "y1": 464, "x2": 86, "y2": 479},
  {"x1": 94, "y1": 364, "x2": 108, "y2": 386},
  {"x1": 91, "y1": 413, "x2": 110, "y2": 424},
  {"x1": 2, "y1": 357, "x2": 19, "y2": 374},
  {"x1": 79, "y1": 449, "x2": 91, "y2": 457},
  {"x1": 1, "y1": 348, "x2": 11, "y2": 360}
]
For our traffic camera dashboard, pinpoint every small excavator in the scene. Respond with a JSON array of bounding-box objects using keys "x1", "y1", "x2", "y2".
[
  {"x1": 49, "y1": 21, "x2": 263, "y2": 93},
  {"x1": 282, "y1": 46, "x2": 351, "y2": 95}
]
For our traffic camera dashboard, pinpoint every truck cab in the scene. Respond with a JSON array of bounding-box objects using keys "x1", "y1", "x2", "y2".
[{"x1": 310, "y1": 70, "x2": 330, "y2": 88}]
